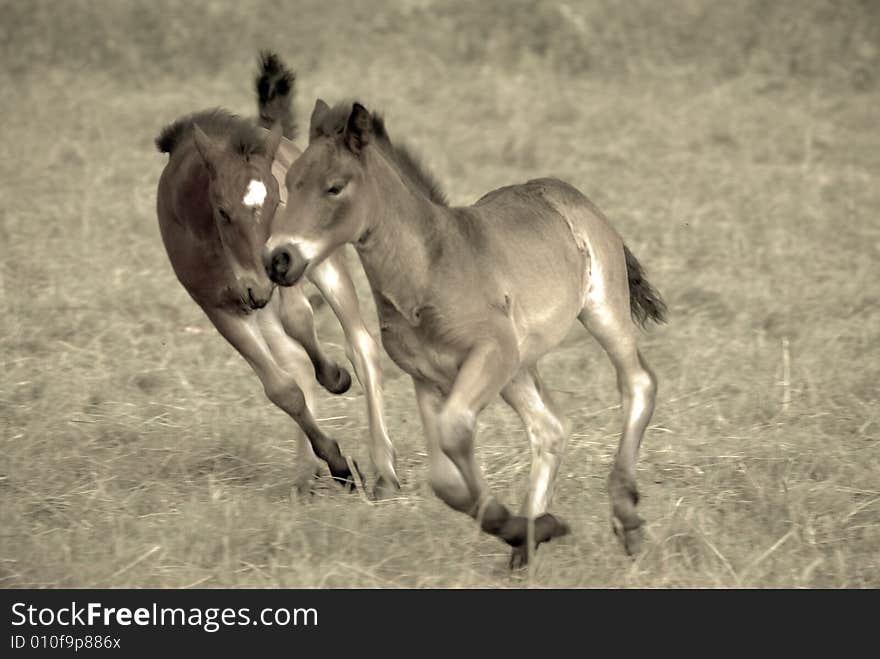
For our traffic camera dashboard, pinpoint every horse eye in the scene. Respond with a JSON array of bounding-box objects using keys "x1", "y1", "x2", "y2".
[
  {"x1": 218, "y1": 208, "x2": 231, "y2": 222},
  {"x1": 326, "y1": 182, "x2": 346, "y2": 196}
]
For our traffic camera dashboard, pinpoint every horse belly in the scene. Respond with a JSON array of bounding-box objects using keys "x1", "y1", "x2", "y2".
[{"x1": 512, "y1": 287, "x2": 581, "y2": 363}]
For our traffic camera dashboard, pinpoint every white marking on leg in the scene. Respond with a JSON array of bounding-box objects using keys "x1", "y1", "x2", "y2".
[
  {"x1": 320, "y1": 261, "x2": 341, "y2": 292},
  {"x1": 354, "y1": 330, "x2": 377, "y2": 363}
]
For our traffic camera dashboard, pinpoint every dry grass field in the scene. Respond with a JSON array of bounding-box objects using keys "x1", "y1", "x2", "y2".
[{"x1": 1, "y1": 0, "x2": 878, "y2": 588}]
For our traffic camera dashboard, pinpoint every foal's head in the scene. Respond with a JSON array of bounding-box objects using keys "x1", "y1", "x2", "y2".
[
  {"x1": 193, "y1": 123, "x2": 284, "y2": 309},
  {"x1": 263, "y1": 101, "x2": 379, "y2": 287}
]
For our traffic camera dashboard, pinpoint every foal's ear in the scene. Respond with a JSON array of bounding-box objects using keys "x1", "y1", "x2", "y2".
[
  {"x1": 263, "y1": 121, "x2": 283, "y2": 161},
  {"x1": 192, "y1": 124, "x2": 221, "y2": 176},
  {"x1": 345, "y1": 102, "x2": 372, "y2": 155},
  {"x1": 308, "y1": 98, "x2": 330, "y2": 143}
]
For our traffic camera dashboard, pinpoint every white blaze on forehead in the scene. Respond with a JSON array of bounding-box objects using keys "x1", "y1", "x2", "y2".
[{"x1": 243, "y1": 179, "x2": 267, "y2": 208}]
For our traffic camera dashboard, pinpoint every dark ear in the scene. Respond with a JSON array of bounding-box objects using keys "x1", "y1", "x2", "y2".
[
  {"x1": 192, "y1": 124, "x2": 221, "y2": 177},
  {"x1": 263, "y1": 121, "x2": 283, "y2": 161},
  {"x1": 345, "y1": 102, "x2": 372, "y2": 155},
  {"x1": 308, "y1": 98, "x2": 330, "y2": 143}
]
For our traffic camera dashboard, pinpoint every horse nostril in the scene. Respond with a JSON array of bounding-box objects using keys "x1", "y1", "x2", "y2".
[
  {"x1": 247, "y1": 287, "x2": 268, "y2": 309},
  {"x1": 271, "y1": 249, "x2": 291, "y2": 279}
]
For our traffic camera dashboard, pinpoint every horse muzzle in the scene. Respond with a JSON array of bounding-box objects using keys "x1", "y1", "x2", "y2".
[
  {"x1": 263, "y1": 244, "x2": 308, "y2": 287},
  {"x1": 240, "y1": 277, "x2": 274, "y2": 310}
]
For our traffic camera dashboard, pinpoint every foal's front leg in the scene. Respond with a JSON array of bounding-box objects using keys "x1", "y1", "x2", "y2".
[
  {"x1": 277, "y1": 285, "x2": 352, "y2": 396},
  {"x1": 255, "y1": 304, "x2": 321, "y2": 494},
  {"x1": 431, "y1": 340, "x2": 569, "y2": 550},
  {"x1": 414, "y1": 380, "x2": 479, "y2": 512},
  {"x1": 205, "y1": 307, "x2": 362, "y2": 489},
  {"x1": 309, "y1": 251, "x2": 400, "y2": 496}
]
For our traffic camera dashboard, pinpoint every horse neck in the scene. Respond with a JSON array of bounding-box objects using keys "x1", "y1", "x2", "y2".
[
  {"x1": 355, "y1": 147, "x2": 447, "y2": 311},
  {"x1": 171, "y1": 145, "x2": 216, "y2": 239}
]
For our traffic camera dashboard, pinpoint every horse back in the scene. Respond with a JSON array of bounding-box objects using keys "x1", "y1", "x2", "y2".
[
  {"x1": 465, "y1": 178, "x2": 627, "y2": 354},
  {"x1": 423, "y1": 179, "x2": 586, "y2": 354},
  {"x1": 473, "y1": 176, "x2": 625, "y2": 274},
  {"x1": 517, "y1": 178, "x2": 629, "y2": 309},
  {"x1": 468, "y1": 178, "x2": 593, "y2": 286}
]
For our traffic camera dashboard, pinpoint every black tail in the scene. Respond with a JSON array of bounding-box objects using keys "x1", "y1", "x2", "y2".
[
  {"x1": 624, "y1": 244, "x2": 667, "y2": 327},
  {"x1": 255, "y1": 50, "x2": 296, "y2": 140}
]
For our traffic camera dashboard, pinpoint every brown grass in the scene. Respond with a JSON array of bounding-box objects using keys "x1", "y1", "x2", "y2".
[{"x1": 1, "y1": 0, "x2": 878, "y2": 588}]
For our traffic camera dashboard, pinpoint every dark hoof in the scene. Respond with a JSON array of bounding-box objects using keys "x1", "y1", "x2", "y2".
[
  {"x1": 608, "y1": 469, "x2": 640, "y2": 510},
  {"x1": 535, "y1": 513, "x2": 571, "y2": 543},
  {"x1": 501, "y1": 513, "x2": 570, "y2": 548},
  {"x1": 506, "y1": 514, "x2": 570, "y2": 570},
  {"x1": 372, "y1": 474, "x2": 401, "y2": 500},
  {"x1": 608, "y1": 467, "x2": 643, "y2": 556},
  {"x1": 612, "y1": 517, "x2": 644, "y2": 556},
  {"x1": 318, "y1": 364, "x2": 352, "y2": 395},
  {"x1": 328, "y1": 456, "x2": 363, "y2": 492}
]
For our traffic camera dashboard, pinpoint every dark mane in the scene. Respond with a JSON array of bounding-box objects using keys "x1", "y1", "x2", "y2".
[
  {"x1": 313, "y1": 102, "x2": 447, "y2": 206},
  {"x1": 371, "y1": 114, "x2": 448, "y2": 207},
  {"x1": 155, "y1": 108, "x2": 266, "y2": 157}
]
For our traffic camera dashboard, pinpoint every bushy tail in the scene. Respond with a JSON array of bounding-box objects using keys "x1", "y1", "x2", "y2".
[
  {"x1": 624, "y1": 244, "x2": 667, "y2": 327},
  {"x1": 255, "y1": 50, "x2": 296, "y2": 140}
]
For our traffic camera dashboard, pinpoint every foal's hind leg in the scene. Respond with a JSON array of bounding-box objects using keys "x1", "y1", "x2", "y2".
[
  {"x1": 501, "y1": 367, "x2": 570, "y2": 569},
  {"x1": 278, "y1": 285, "x2": 352, "y2": 396},
  {"x1": 578, "y1": 305, "x2": 657, "y2": 556}
]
